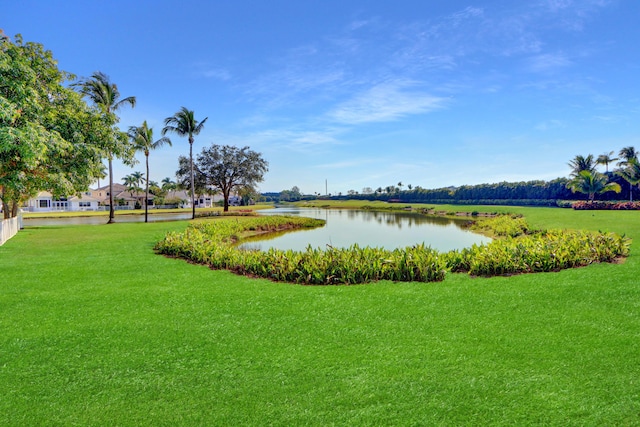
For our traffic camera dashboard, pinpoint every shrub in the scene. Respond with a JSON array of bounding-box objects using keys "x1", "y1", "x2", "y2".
[
  {"x1": 155, "y1": 215, "x2": 630, "y2": 284},
  {"x1": 572, "y1": 201, "x2": 640, "y2": 210}
]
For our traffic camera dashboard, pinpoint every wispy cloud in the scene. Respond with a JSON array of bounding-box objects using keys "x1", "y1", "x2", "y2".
[
  {"x1": 538, "y1": 0, "x2": 613, "y2": 31},
  {"x1": 201, "y1": 68, "x2": 232, "y2": 80},
  {"x1": 190, "y1": 61, "x2": 232, "y2": 80},
  {"x1": 327, "y1": 80, "x2": 447, "y2": 124},
  {"x1": 314, "y1": 158, "x2": 376, "y2": 169},
  {"x1": 526, "y1": 52, "x2": 572, "y2": 73},
  {"x1": 535, "y1": 119, "x2": 565, "y2": 130},
  {"x1": 247, "y1": 127, "x2": 344, "y2": 153}
]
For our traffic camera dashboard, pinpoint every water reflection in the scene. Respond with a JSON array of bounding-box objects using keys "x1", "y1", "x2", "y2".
[
  {"x1": 23, "y1": 212, "x2": 192, "y2": 227},
  {"x1": 239, "y1": 208, "x2": 490, "y2": 252}
]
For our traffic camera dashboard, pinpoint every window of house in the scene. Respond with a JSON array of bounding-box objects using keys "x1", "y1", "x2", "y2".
[
  {"x1": 39, "y1": 199, "x2": 49, "y2": 208},
  {"x1": 79, "y1": 202, "x2": 91, "y2": 207}
]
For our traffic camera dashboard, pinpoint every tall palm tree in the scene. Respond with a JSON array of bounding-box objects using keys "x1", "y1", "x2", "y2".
[
  {"x1": 567, "y1": 154, "x2": 596, "y2": 178},
  {"x1": 128, "y1": 121, "x2": 172, "y2": 222},
  {"x1": 617, "y1": 147, "x2": 638, "y2": 201},
  {"x1": 74, "y1": 71, "x2": 136, "y2": 223},
  {"x1": 596, "y1": 151, "x2": 618, "y2": 173},
  {"x1": 162, "y1": 107, "x2": 208, "y2": 220},
  {"x1": 567, "y1": 170, "x2": 621, "y2": 202}
]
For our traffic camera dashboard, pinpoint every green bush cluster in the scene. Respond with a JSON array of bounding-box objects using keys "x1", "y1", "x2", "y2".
[
  {"x1": 445, "y1": 230, "x2": 630, "y2": 276},
  {"x1": 155, "y1": 215, "x2": 630, "y2": 285},
  {"x1": 471, "y1": 214, "x2": 529, "y2": 237},
  {"x1": 234, "y1": 243, "x2": 446, "y2": 284},
  {"x1": 572, "y1": 201, "x2": 640, "y2": 210}
]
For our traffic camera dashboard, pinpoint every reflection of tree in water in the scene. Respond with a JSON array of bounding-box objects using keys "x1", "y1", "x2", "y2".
[{"x1": 359, "y1": 210, "x2": 466, "y2": 230}]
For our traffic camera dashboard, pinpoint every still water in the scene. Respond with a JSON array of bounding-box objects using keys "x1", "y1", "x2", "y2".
[
  {"x1": 23, "y1": 212, "x2": 192, "y2": 227},
  {"x1": 239, "y1": 208, "x2": 490, "y2": 252}
]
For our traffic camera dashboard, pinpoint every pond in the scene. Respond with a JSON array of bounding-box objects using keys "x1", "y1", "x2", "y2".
[
  {"x1": 23, "y1": 212, "x2": 192, "y2": 227},
  {"x1": 238, "y1": 208, "x2": 490, "y2": 252}
]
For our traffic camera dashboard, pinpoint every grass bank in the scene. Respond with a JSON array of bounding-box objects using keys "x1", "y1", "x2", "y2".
[
  {"x1": 22, "y1": 203, "x2": 272, "y2": 219},
  {"x1": 1, "y1": 206, "x2": 639, "y2": 425}
]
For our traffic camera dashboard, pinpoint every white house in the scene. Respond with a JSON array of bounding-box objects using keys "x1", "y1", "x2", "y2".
[{"x1": 26, "y1": 191, "x2": 100, "y2": 212}]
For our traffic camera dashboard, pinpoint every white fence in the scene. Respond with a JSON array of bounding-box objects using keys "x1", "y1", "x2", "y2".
[{"x1": 0, "y1": 215, "x2": 22, "y2": 246}]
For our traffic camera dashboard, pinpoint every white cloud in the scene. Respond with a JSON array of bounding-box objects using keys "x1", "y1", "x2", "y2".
[
  {"x1": 247, "y1": 127, "x2": 344, "y2": 153},
  {"x1": 327, "y1": 81, "x2": 447, "y2": 125},
  {"x1": 527, "y1": 53, "x2": 572, "y2": 73},
  {"x1": 201, "y1": 69, "x2": 232, "y2": 80},
  {"x1": 535, "y1": 119, "x2": 565, "y2": 130}
]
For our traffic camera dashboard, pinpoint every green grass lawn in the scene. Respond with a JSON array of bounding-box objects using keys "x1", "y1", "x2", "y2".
[{"x1": 1, "y1": 206, "x2": 639, "y2": 425}]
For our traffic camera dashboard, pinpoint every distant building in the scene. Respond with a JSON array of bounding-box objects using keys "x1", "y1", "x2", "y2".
[{"x1": 26, "y1": 191, "x2": 101, "y2": 212}]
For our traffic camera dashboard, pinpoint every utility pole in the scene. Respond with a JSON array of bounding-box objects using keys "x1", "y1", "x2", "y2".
[{"x1": 325, "y1": 179, "x2": 328, "y2": 196}]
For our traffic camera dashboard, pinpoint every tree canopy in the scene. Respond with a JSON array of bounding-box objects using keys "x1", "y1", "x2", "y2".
[
  {"x1": 0, "y1": 35, "x2": 109, "y2": 218},
  {"x1": 194, "y1": 144, "x2": 268, "y2": 211}
]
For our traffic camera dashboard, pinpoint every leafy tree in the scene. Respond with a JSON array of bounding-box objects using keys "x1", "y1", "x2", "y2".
[
  {"x1": 196, "y1": 144, "x2": 268, "y2": 212},
  {"x1": 567, "y1": 170, "x2": 621, "y2": 202},
  {"x1": 568, "y1": 154, "x2": 596, "y2": 177},
  {"x1": 596, "y1": 151, "x2": 618, "y2": 173},
  {"x1": 128, "y1": 121, "x2": 172, "y2": 222},
  {"x1": 162, "y1": 107, "x2": 207, "y2": 219},
  {"x1": 1, "y1": 35, "x2": 109, "y2": 218},
  {"x1": 74, "y1": 71, "x2": 136, "y2": 223}
]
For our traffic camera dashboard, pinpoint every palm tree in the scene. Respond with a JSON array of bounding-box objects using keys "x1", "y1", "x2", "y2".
[
  {"x1": 566, "y1": 170, "x2": 621, "y2": 202},
  {"x1": 161, "y1": 177, "x2": 177, "y2": 199},
  {"x1": 596, "y1": 151, "x2": 618, "y2": 173},
  {"x1": 616, "y1": 158, "x2": 640, "y2": 202},
  {"x1": 74, "y1": 71, "x2": 136, "y2": 223},
  {"x1": 128, "y1": 121, "x2": 172, "y2": 222},
  {"x1": 131, "y1": 171, "x2": 145, "y2": 192},
  {"x1": 617, "y1": 147, "x2": 638, "y2": 201},
  {"x1": 122, "y1": 174, "x2": 137, "y2": 198},
  {"x1": 162, "y1": 107, "x2": 208, "y2": 219},
  {"x1": 567, "y1": 154, "x2": 596, "y2": 177},
  {"x1": 95, "y1": 163, "x2": 107, "y2": 189},
  {"x1": 618, "y1": 146, "x2": 638, "y2": 166}
]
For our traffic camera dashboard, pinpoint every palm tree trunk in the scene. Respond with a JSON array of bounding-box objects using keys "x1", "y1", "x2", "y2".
[
  {"x1": 189, "y1": 139, "x2": 195, "y2": 220},
  {"x1": 108, "y1": 157, "x2": 115, "y2": 224},
  {"x1": 145, "y1": 155, "x2": 149, "y2": 223}
]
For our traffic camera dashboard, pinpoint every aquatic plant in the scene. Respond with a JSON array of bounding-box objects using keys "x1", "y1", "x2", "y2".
[{"x1": 155, "y1": 214, "x2": 630, "y2": 284}]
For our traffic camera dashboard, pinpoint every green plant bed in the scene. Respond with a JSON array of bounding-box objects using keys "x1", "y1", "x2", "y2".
[{"x1": 155, "y1": 213, "x2": 630, "y2": 284}]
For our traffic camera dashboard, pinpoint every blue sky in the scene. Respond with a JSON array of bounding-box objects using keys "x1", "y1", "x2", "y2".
[{"x1": 3, "y1": 0, "x2": 639, "y2": 195}]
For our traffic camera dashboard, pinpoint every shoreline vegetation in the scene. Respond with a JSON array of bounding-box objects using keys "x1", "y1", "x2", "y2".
[
  {"x1": 3, "y1": 202, "x2": 640, "y2": 425},
  {"x1": 154, "y1": 203, "x2": 630, "y2": 284}
]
